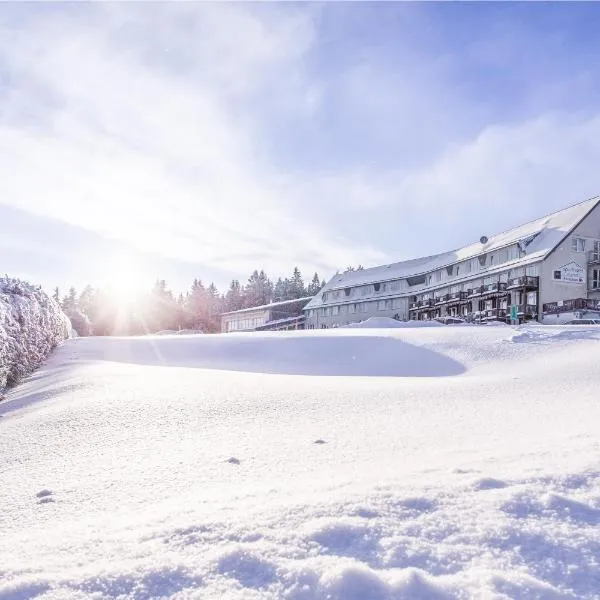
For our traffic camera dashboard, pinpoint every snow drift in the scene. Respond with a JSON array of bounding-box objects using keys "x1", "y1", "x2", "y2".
[
  {"x1": 343, "y1": 317, "x2": 443, "y2": 328},
  {"x1": 0, "y1": 277, "x2": 70, "y2": 390},
  {"x1": 64, "y1": 331, "x2": 465, "y2": 377}
]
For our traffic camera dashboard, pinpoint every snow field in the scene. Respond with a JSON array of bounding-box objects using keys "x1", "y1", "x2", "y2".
[{"x1": 1, "y1": 325, "x2": 600, "y2": 599}]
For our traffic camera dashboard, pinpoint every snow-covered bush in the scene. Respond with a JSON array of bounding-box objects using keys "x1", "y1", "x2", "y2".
[
  {"x1": 0, "y1": 277, "x2": 70, "y2": 390},
  {"x1": 64, "y1": 308, "x2": 92, "y2": 337}
]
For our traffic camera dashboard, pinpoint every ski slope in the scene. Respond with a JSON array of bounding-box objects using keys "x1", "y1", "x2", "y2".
[{"x1": 1, "y1": 325, "x2": 600, "y2": 599}]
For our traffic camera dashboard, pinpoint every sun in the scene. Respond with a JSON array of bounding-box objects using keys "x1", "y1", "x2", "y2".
[{"x1": 100, "y1": 254, "x2": 148, "y2": 307}]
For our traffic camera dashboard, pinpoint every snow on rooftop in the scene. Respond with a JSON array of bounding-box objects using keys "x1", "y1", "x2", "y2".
[
  {"x1": 221, "y1": 296, "x2": 313, "y2": 316},
  {"x1": 2, "y1": 326, "x2": 600, "y2": 598},
  {"x1": 308, "y1": 196, "x2": 600, "y2": 304}
]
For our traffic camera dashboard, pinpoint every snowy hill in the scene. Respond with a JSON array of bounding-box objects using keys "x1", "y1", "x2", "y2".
[
  {"x1": 1, "y1": 326, "x2": 600, "y2": 599},
  {"x1": 0, "y1": 277, "x2": 70, "y2": 390}
]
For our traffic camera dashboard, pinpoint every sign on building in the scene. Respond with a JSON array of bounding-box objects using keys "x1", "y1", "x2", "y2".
[{"x1": 553, "y1": 262, "x2": 585, "y2": 285}]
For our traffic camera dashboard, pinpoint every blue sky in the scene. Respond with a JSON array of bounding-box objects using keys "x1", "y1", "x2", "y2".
[{"x1": 2, "y1": 3, "x2": 600, "y2": 296}]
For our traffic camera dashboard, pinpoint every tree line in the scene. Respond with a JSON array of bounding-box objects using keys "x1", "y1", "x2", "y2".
[{"x1": 56, "y1": 267, "x2": 325, "y2": 336}]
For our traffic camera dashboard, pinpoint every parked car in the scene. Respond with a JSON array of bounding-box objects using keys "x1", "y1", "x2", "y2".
[
  {"x1": 564, "y1": 319, "x2": 600, "y2": 325},
  {"x1": 175, "y1": 329, "x2": 204, "y2": 335},
  {"x1": 435, "y1": 316, "x2": 465, "y2": 325}
]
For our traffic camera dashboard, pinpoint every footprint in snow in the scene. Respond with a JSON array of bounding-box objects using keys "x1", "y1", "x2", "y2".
[
  {"x1": 36, "y1": 489, "x2": 55, "y2": 504},
  {"x1": 314, "y1": 439, "x2": 327, "y2": 445},
  {"x1": 226, "y1": 457, "x2": 240, "y2": 465}
]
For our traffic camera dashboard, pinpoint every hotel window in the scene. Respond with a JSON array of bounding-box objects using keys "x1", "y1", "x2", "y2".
[
  {"x1": 350, "y1": 303, "x2": 357, "y2": 313},
  {"x1": 508, "y1": 246, "x2": 519, "y2": 261},
  {"x1": 390, "y1": 280, "x2": 401, "y2": 291},
  {"x1": 553, "y1": 270, "x2": 562, "y2": 280},
  {"x1": 572, "y1": 237, "x2": 586, "y2": 252},
  {"x1": 456, "y1": 265, "x2": 460, "y2": 276},
  {"x1": 526, "y1": 265, "x2": 538, "y2": 277},
  {"x1": 489, "y1": 254, "x2": 495, "y2": 265},
  {"x1": 592, "y1": 270, "x2": 600, "y2": 289},
  {"x1": 426, "y1": 275, "x2": 432, "y2": 285},
  {"x1": 435, "y1": 271, "x2": 442, "y2": 282},
  {"x1": 385, "y1": 299, "x2": 393, "y2": 310},
  {"x1": 340, "y1": 305, "x2": 348, "y2": 314},
  {"x1": 500, "y1": 250, "x2": 508, "y2": 263},
  {"x1": 332, "y1": 306, "x2": 339, "y2": 315}
]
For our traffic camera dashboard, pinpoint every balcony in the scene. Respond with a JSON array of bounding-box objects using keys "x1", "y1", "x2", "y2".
[
  {"x1": 506, "y1": 276, "x2": 539, "y2": 290},
  {"x1": 467, "y1": 286, "x2": 484, "y2": 298},
  {"x1": 483, "y1": 308, "x2": 507, "y2": 320},
  {"x1": 482, "y1": 282, "x2": 507, "y2": 295},
  {"x1": 448, "y1": 291, "x2": 467, "y2": 302},
  {"x1": 516, "y1": 304, "x2": 538, "y2": 317},
  {"x1": 422, "y1": 298, "x2": 434, "y2": 308},
  {"x1": 543, "y1": 298, "x2": 600, "y2": 314},
  {"x1": 588, "y1": 250, "x2": 600, "y2": 265},
  {"x1": 435, "y1": 294, "x2": 449, "y2": 305}
]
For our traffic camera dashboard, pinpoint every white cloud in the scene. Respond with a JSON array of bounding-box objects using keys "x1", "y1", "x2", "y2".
[{"x1": 0, "y1": 3, "x2": 387, "y2": 281}]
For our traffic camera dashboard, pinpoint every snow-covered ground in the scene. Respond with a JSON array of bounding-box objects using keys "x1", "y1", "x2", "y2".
[{"x1": 1, "y1": 325, "x2": 600, "y2": 599}]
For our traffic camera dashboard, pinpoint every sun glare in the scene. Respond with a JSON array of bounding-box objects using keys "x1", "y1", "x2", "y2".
[{"x1": 101, "y1": 256, "x2": 148, "y2": 307}]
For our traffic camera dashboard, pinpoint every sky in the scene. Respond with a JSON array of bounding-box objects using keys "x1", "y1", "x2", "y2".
[{"x1": 3, "y1": 2, "x2": 600, "y2": 296}]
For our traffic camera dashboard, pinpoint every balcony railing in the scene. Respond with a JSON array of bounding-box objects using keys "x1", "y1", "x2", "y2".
[
  {"x1": 482, "y1": 281, "x2": 508, "y2": 294},
  {"x1": 435, "y1": 294, "x2": 449, "y2": 305},
  {"x1": 448, "y1": 291, "x2": 468, "y2": 302},
  {"x1": 543, "y1": 298, "x2": 600, "y2": 314},
  {"x1": 588, "y1": 250, "x2": 600, "y2": 265},
  {"x1": 467, "y1": 286, "x2": 484, "y2": 298},
  {"x1": 516, "y1": 304, "x2": 538, "y2": 317},
  {"x1": 409, "y1": 298, "x2": 435, "y2": 310},
  {"x1": 483, "y1": 308, "x2": 507, "y2": 320},
  {"x1": 506, "y1": 276, "x2": 539, "y2": 290}
]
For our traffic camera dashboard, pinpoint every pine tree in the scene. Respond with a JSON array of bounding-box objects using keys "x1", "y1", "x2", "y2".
[
  {"x1": 272, "y1": 278, "x2": 285, "y2": 302},
  {"x1": 225, "y1": 280, "x2": 244, "y2": 312},
  {"x1": 244, "y1": 270, "x2": 272, "y2": 307},
  {"x1": 307, "y1": 273, "x2": 322, "y2": 296},
  {"x1": 52, "y1": 287, "x2": 60, "y2": 304},
  {"x1": 288, "y1": 267, "x2": 305, "y2": 299},
  {"x1": 61, "y1": 287, "x2": 78, "y2": 312},
  {"x1": 186, "y1": 279, "x2": 208, "y2": 329}
]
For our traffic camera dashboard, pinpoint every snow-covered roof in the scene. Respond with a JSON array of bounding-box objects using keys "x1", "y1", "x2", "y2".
[
  {"x1": 305, "y1": 196, "x2": 600, "y2": 310},
  {"x1": 255, "y1": 315, "x2": 306, "y2": 329},
  {"x1": 221, "y1": 296, "x2": 313, "y2": 317}
]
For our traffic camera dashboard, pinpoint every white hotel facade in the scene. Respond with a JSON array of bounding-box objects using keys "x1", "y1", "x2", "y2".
[{"x1": 304, "y1": 197, "x2": 600, "y2": 328}]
